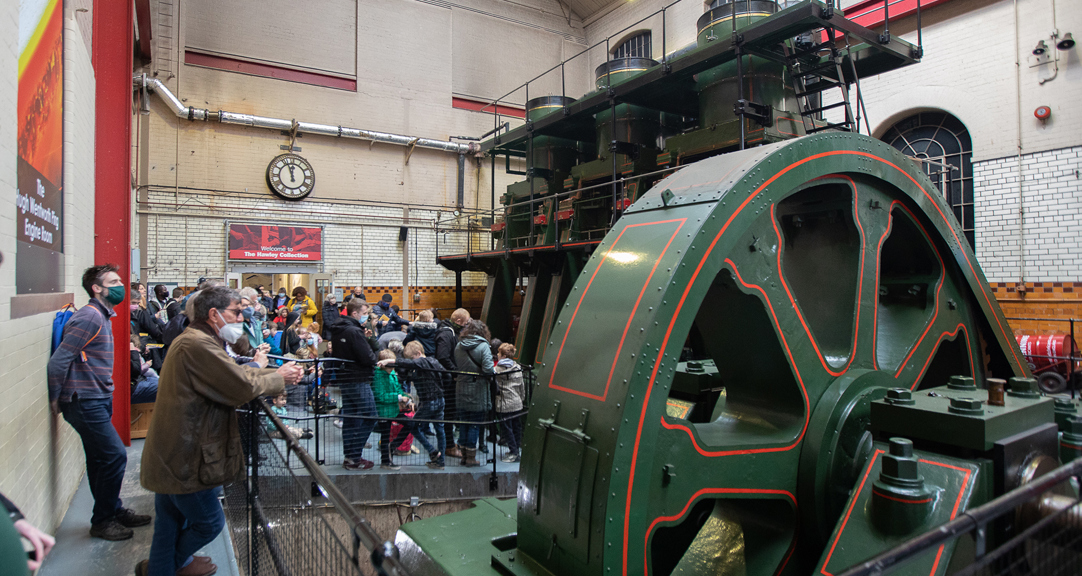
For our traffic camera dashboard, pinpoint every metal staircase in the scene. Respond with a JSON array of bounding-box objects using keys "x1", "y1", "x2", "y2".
[{"x1": 785, "y1": 29, "x2": 857, "y2": 134}]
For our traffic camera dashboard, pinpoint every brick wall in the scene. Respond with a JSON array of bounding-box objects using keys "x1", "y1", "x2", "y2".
[
  {"x1": 0, "y1": 5, "x2": 97, "y2": 532},
  {"x1": 972, "y1": 146, "x2": 1082, "y2": 284}
]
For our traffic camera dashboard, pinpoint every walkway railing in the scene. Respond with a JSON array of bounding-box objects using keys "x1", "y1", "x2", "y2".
[
  {"x1": 262, "y1": 356, "x2": 535, "y2": 486},
  {"x1": 837, "y1": 458, "x2": 1082, "y2": 576},
  {"x1": 225, "y1": 397, "x2": 410, "y2": 576}
]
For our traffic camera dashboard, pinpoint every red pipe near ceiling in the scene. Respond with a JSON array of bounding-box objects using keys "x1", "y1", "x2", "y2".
[{"x1": 93, "y1": 0, "x2": 133, "y2": 445}]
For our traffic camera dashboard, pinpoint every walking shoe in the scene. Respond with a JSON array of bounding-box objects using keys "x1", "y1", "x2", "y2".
[
  {"x1": 343, "y1": 458, "x2": 374, "y2": 470},
  {"x1": 461, "y1": 448, "x2": 481, "y2": 467},
  {"x1": 501, "y1": 453, "x2": 520, "y2": 463},
  {"x1": 380, "y1": 463, "x2": 401, "y2": 471},
  {"x1": 90, "y1": 519, "x2": 133, "y2": 541},
  {"x1": 445, "y1": 445, "x2": 463, "y2": 458},
  {"x1": 299, "y1": 429, "x2": 313, "y2": 440},
  {"x1": 176, "y1": 557, "x2": 218, "y2": 576},
  {"x1": 116, "y1": 507, "x2": 153, "y2": 527},
  {"x1": 428, "y1": 450, "x2": 442, "y2": 463},
  {"x1": 134, "y1": 559, "x2": 148, "y2": 576},
  {"x1": 333, "y1": 419, "x2": 343, "y2": 428},
  {"x1": 478, "y1": 443, "x2": 489, "y2": 454},
  {"x1": 426, "y1": 461, "x2": 445, "y2": 469}
]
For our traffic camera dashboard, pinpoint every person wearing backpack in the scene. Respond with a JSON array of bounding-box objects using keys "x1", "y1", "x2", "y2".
[{"x1": 47, "y1": 264, "x2": 152, "y2": 541}]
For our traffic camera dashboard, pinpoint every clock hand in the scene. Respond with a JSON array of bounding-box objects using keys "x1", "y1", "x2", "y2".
[{"x1": 287, "y1": 165, "x2": 296, "y2": 182}]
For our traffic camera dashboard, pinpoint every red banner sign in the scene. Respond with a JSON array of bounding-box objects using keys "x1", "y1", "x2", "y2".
[{"x1": 228, "y1": 224, "x2": 322, "y2": 261}]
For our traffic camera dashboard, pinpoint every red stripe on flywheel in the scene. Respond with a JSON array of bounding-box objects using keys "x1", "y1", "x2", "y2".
[
  {"x1": 644, "y1": 488, "x2": 798, "y2": 576},
  {"x1": 549, "y1": 219, "x2": 686, "y2": 401},
  {"x1": 621, "y1": 149, "x2": 1019, "y2": 576}
]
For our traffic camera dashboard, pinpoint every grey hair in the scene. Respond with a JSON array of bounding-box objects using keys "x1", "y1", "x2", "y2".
[
  {"x1": 387, "y1": 339, "x2": 404, "y2": 355},
  {"x1": 192, "y1": 286, "x2": 240, "y2": 323},
  {"x1": 239, "y1": 287, "x2": 259, "y2": 301},
  {"x1": 130, "y1": 290, "x2": 142, "y2": 303}
]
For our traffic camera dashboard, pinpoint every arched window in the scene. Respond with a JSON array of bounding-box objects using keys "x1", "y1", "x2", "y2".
[
  {"x1": 613, "y1": 31, "x2": 651, "y2": 59},
  {"x1": 881, "y1": 111, "x2": 974, "y2": 247}
]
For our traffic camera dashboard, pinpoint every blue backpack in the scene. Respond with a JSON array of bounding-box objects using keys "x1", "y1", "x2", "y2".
[{"x1": 51, "y1": 303, "x2": 78, "y2": 355}]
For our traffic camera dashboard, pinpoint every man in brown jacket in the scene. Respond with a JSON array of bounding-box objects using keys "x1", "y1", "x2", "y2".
[{"x1": 138, "y1": 286, "x2": 303, "y2": 576}]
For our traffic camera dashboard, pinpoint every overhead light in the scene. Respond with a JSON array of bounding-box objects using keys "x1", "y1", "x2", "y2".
[
  {"x1": 1057, "y1": 32, "x2": 1075, "y2": 50},
  {"x1": 1032, "y1": 40, "x2": 1048, "y2": 55}
]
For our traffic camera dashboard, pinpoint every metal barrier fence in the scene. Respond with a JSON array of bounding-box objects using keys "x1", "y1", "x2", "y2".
[
  {"x1": 837, "y1": 458, "x2": 1082, "y2": 576},
  {"x1": 262, "y1": 356, "x2": 535, "y2": 484},
  {"x1": 225, "y1": 398, "x2": 409, "y2": 576}
]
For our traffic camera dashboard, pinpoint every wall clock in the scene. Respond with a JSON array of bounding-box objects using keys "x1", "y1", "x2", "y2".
[{"x1": 266, "y1": 153, "x2": 315, "y2": 200}]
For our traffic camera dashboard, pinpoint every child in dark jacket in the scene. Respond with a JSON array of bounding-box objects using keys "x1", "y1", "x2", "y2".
[{"x1": 378, "y1": 341, "x2": 446, "y2": 468}]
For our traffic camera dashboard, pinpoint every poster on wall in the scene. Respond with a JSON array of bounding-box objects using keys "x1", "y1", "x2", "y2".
[
  {"x1": 227, "y1": 224, "x2": 322, "y2": 261},
  {"x1": 16, "y1": 0, "x2": 64, "y2": 294}
]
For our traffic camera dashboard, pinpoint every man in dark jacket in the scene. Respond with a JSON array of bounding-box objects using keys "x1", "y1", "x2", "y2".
[
  {"x1": 321, "y1": 296, "x2": 343, "y2": 340},
  {"x1": 371, "y1": 294, "x2": 408, "y2": 335},
  {"x1": 148, "y1": 285, "x2": 171, "y2": 318},
  {"x1": 324, "y1": 298, "x2": 380, "y2": 470},
  {"x1": 48, "y1": 264, "x2": 151, "y2": 541},
  {"x1": 434, "y1": 308, "x2": 469, "y2": 443},
  {"x1": 342, "y1": 286, "x2": 365, "y2": 304},
  {"x1": 130, "y1": 291, "x2": 164, "y2": 344}
]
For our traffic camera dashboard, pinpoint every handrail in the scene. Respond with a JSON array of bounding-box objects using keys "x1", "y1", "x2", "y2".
[
  {"x1": 478, "y1": 0, "x2": 690, "y2": 113},
  {"x1": 258, "y1": 398, "x2": 410, "y2": 576},
  {"x1": 835, "y1": 458, "x2": 1082, "y2": 576}
]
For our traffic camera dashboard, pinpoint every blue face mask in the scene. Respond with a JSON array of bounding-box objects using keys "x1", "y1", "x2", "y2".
[
  {"x1": 307, "y1": 337, "x2": 317, "y2": 346},
  {"x1": 242, "y1": 307, "x2": 255, "y2": 320}
]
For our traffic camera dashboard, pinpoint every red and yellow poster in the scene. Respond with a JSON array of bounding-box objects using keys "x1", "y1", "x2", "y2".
[
  {"x1": 17, "y1": 0, "x2": 64, "y2": 293},
  {"x1": 228, "y1": 224, "x2": 323, "y2": 261}
]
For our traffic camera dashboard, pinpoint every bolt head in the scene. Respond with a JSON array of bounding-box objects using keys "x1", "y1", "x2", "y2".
[
  {"x1": 951, "y1": 397, "x2": 983, "y2": 410},
  {"x1": 1065, "y1": 415, "x2": 1082, "y2": 435}
]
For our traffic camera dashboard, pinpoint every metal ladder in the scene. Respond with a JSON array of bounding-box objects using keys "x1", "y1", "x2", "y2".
[{"x1": 785, "y1": 28, "x2": 857, "y2": 134}]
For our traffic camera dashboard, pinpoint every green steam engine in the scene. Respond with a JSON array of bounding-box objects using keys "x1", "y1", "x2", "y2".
[{"x1": 426, "y1": 1, "x2": 1080, "y2": 575}]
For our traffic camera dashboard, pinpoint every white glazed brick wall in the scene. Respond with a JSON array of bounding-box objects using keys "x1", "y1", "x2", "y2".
[
  {"x1": 973, "y1": 146, "x2": 1082, "y2": 284},
  {"x1": 143, "y1": 188, "x2": 489, "y2": 287},
  {"x1": 0, "y1": 7, "x2": 97, "y2": 533}
]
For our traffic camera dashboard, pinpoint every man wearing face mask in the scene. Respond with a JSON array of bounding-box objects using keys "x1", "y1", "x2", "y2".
[
  {"x1": 324, "y1": 297, "x2": 380, "y2": 470},
  {"x1": 139, "y1": 286, "x2": 304, "y2": 576},
  {"x1": 48, "y1": 264, "x2": 152, "y2": 541},
  {"x1": 273, "y1": 288, "x2": 289, "y2": 311}
]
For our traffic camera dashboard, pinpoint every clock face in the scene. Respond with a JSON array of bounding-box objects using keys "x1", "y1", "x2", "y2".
[{"x1": 266, "y1": 153, "x2": 315, "y2": 200}]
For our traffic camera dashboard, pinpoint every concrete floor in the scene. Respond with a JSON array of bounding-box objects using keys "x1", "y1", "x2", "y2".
[{"x1": 37, "y1": 440, "x2": 239, "y2": 576}]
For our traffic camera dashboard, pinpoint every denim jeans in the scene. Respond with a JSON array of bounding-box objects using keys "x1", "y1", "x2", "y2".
[
  {"x1": 60, "y1": 397, "x2": 126, "y2": 525},
  {"x1": 341, "y1": 380, "x2": 376, "y2": 462},
  {"x1": 147, "y1": 489, "x2": 225, "y2": 576},
  {"x1": 131, "y1": 374, "x2": 159, "y2": 404},
  {"x1": 413, "y1": 398, "x2": 446, "y2": 462},
  {"x1": 498, "y1": 412, "x2": 523, "y2": 455},
  {"x1": 457, "y1": 410, "x2": 486, "y2": 449}
]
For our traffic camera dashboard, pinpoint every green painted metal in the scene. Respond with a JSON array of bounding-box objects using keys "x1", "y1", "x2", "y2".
[
  {"x1": 814, "y1": 443, "x2": 987, "y2": 576},
  {"x1": 480, "y1": 260, "x2": 517, "y2": 344},
  {"x1": 404, "y1": 133, "x2": 1040, "y2": 576},
  {"x1": 871, "y1": 383, "x2": 1054, "y2": 452}
]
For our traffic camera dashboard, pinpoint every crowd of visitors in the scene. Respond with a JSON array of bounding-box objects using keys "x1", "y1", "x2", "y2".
[{"x1": 37, "y1": 268, "x2": 528, "y2": 576}]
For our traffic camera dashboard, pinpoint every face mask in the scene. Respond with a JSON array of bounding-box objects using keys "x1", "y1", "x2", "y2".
[
  {"x1": 307, "y1": 337, "x2": 317, "y2": 346},
  {"x1": 102, "y1": 285, "x2": 126, "y2": 305},
  {"x1": 214, "y1": 311, "x2": 245, "y2": 344},
  {"x1": 278, "y1": 292, "x2": 286, "y2": 297},
  {"x1": 242, "y1": 307, "x2": 255, "y2": 320}
]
